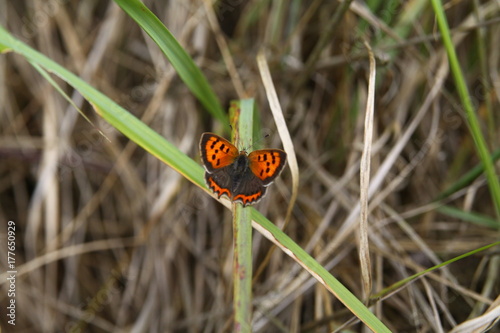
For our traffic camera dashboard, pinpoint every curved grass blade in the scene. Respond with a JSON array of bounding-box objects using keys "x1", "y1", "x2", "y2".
[
  {"x1": 438, "y1": 206, "x2": 499, "y2": 229},
  {"x1": 430, "y1": 0, "x2": 500, "y2": 221},
  {"x1": 0, "y1": 24, "x2": 204, "y2": 189},
  {"x1": 370, "y1": 241, "x2": 500, "y2": 302},
  {"x1": 113, "y1": 0, "x2": 228, "y2": 130}
]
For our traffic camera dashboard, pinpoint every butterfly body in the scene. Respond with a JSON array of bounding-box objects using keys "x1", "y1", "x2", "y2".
[
  {"x1": 231, "y1": 153, "x2": 251, "y2": 177},
  {"x1": 200, "y1": 133, "x2": 286, "y2": 206}
]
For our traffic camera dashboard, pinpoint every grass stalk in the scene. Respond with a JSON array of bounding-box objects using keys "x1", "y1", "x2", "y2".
[
  {"x1": 230, "y1": 99, "x2": 255, "y2": 332},
  {"x1": 430, "y1": 0, "x2": 500, "y2": 222},
  {"x1": 370, "y1": 241, "x2": 500, "y2": 302}
]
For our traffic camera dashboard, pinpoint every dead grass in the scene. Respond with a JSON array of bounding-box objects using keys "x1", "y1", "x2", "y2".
[{"x1": 1, "y1": 1, "x2": 500, "y2": 332}]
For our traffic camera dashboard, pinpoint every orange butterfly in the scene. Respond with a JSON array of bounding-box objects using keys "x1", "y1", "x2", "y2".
[{"x1": 200, "y1": 133, "x2": 287, "y2": 206}]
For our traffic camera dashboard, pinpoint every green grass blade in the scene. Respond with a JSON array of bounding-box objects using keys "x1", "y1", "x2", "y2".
[
  {"x1": 435, "y1": 148, "x2": 500, "y2": 201},
  {"x1": 0, "y1": 24, "x2": 204, "y2": 189},
  {"x1": 430, "y1": 0, "x2": 500, "y2": 221},
  {"x1": 113, "y1": 0, "x2": 228, "y2": 130},
  {"x1": 0, "y1": 43, "x2": 10, "y2": 52},
  {"x1": 29, "y1": 61, "x2": 106, "y2": 139},
  {"x1": 371, "y1": 241, "x2": 500, "y2": 301},
  {"x1": 231, "y1": 99, "x2": 254, "y2": 332},
  {"x1": 438, "y1": 206, "x2": 499, "y2": 228}
]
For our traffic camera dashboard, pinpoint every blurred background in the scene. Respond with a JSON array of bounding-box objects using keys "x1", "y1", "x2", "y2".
[{"x1": 1, "y1": 0, "x2": 500, "y2": 332}]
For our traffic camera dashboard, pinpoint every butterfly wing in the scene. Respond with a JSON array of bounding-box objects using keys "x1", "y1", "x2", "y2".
[
  {"x1": 200, "y1": 133, "x2": 240, "y2": 173},
  {"x1": 200, "y1": 133, "x2": 286, "y2": 206},
  {"x1": 205, "y1": 168, "x2": 233, "y2": 199},
  {"x1": 248, "y1": 149, "x2": 287, "y2": 186},
  {"x1": 232, "y1": 175, "x2": 267, "y2": 206}
]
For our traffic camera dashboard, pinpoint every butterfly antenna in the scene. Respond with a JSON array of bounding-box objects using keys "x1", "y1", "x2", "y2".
[{"x1": 244, "y1": 134, "x2": 270, "y2": 151}]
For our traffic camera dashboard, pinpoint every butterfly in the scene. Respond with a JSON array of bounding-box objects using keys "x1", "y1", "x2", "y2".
[{"x1": 199, "y1": 133, "x2": 287, "y2": 206}]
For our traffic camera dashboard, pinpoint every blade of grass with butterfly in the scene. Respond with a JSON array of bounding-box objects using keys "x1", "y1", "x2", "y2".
[{"x1": 0, "y1": 4, "x2": 391, "y2": 332}]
